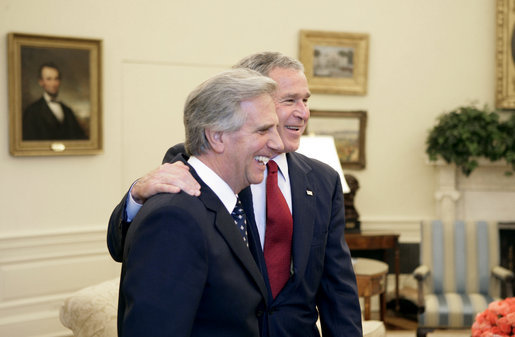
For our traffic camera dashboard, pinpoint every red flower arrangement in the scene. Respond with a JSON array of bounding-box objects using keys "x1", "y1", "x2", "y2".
[{"x1": 472, "y1": 297, "x2": 515, "y2": 337}]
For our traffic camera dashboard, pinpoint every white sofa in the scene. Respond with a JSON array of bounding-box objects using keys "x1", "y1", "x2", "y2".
[
  {"x1": 60, "y1": 278, "x2": 385, "y2": 337},
  {"x1": 60, "y1": 278, "x2": 118, "y2": 337}
]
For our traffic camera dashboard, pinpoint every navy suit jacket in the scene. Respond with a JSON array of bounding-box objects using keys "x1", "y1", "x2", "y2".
[
  {"x1": 118, "y1": 154, "x2": 268, "y2": 337},
  {"x1": 22, "y1": 97, "x2": 87, "y2": 140},
  {"x1": 241, "y1": 151, "x2": 362, "y2": 337},
  {"x1": 108, "y1": 144, "x2": 362, "y2": 337}
]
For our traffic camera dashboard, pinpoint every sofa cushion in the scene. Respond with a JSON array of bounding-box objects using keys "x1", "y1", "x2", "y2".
[{"x1": 60, "y1": 278, "x2": 119, "y2": 337}]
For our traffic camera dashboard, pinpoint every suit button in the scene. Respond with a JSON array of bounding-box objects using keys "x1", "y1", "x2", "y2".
[
  {"x1": 256, "y1": 310, "x2": 264, "y2": 317},
  {"x1": 269, "y1": 307, "x2": 276, "y2": 315}
]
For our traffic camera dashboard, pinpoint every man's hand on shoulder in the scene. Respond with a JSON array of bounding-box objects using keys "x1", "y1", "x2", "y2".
[{"x1": 131, "y1": 162, "x2": 201, "y2": 204}]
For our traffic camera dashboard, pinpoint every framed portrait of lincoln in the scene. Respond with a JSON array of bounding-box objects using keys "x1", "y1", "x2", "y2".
[{"x1": 8, "y1": 33, "x2": 102, "y2": 156}]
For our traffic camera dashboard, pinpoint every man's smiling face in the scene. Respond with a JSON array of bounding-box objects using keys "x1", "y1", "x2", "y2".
[{"x1": 268, "y1": 67, "x2": 311, "y2": 153}]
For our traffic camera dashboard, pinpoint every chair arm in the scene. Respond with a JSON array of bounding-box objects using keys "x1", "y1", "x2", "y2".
[
  {"x1": 492, "y1": 265, "x2": 514, "y2": 281},
  {"x1": 413, "y1": 265, "x2": 430, "y2": 313},
  {"x1": 413, "y1": 265, "x2": 430, "y2": 281},
  {"x1": 492, "y1": 265, "x2": 514, "y2": 297}
]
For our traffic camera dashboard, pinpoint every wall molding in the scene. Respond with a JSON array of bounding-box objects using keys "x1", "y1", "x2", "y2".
[
  {"x1": 360, "y1": 217, "x2": 422, "y2": 243},
  {"x1": 0, "y1": 226, "x2": 119, "y2": 337},
  {"x1": 0, "y1": 226, "x2": 109, "y2": 263},
  {"x1": 0, "y1": 220, "x2": 420, "y2": 335},
  {"x1": 431, "y1": 161, "x2": 515, "y2": 223}
]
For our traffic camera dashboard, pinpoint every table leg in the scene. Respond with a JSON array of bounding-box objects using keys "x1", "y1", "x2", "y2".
[
  {"x1": 395, "y1": 240, "x2": 400, "y2": 311},
  {"x1": 364, "y1": 296, "x2": 371, "y2": 321},
  {"x1": 380, "y1": 275, "x2": 387, "y2": 321}
]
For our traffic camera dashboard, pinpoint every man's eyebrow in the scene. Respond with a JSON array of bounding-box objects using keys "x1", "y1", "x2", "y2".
[
  {"x1": 279, "y1": 93, "x2": 298, "y2": 100},
  {"x1": 257, "y1": 123, "x2": 275, "y2": 131},
  {"x1": 280, "y1": 92, "x2": 311, "y2": 99}
]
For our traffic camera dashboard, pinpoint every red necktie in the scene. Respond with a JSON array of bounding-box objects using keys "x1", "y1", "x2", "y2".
[{"x1": 264, "y1": 160, "x2": 293, "y2": 298}]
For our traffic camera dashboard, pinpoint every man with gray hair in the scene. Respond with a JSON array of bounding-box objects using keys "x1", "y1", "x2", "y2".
[
  {"x1": 110, "y1": 52, "x2": 362, "y2": 337},
  {"x1": 117, "y1": 68, "x2": 283, "y2": 337}
]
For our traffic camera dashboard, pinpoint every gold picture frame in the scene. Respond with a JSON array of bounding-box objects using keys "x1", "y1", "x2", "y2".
[
  {"x1": 299, "y1": 30, "x2": 369, "y2": 95},
  {"x1": 306, "y1": 110, "x2": 367, "y2": 169},
  {"x1": 8, "y1": 33, "x2": 102, "y2": 156},
  {"x1": 496, "y1": 0, "x2": 515, "y2": 109}
]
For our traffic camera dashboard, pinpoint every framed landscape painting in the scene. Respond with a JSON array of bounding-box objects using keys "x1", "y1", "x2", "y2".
[
  {"x1": 306, "y1": 110, "x2": 367, "y2": 169},
  {"x1": 299, "y1": 30, "x2": 369, "y2": 95}
]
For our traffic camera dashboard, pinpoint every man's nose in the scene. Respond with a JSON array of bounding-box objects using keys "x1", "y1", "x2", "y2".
[
  {"x1": 268, "y1": 127, "x2": 284, "y2": 153},
  {"x1": 294, "y1": 101, "x2": 309, "y2": 120}
]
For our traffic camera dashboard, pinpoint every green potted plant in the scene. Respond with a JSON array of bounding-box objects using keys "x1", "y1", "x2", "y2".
[{"x1": 426, "y1": 104, "x2": 515, "y2": 176}]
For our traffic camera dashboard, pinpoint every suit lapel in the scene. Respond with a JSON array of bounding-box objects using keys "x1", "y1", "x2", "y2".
[
  {"x1": 239, "y1": 188, "x2": 260, "y2": 260},
  {"x1": 241, "y1": 154, "x2": 318, "y2": 302},
  {"x1": 239, "y1": 188, "x2": 271, "y2": 289},
  {"x1": 39, "y1": 98, "x2": 61, "y2": 126},
  {"x1": 193, "y1": 169, "x2": 269, "y2": 305},
  {"x1": 286, "y1": 153, "x2": 317, "y2": 286}
]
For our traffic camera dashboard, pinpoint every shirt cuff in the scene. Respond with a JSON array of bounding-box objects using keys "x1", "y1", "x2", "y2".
[{"x1": 126, "y1": 183, "x2": 143, "y2": 222}]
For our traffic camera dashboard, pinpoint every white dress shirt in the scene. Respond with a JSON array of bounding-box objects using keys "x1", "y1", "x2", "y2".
[
  {"x1": 125, "y1": 157, "x2": 237, "y2": 222},
  {"x1": 126, "y1": 154, "x2": 292, "y2": 248},
  {"x1": 187, "y1": 156, "x2": 237, "y2": 214},
  {"x1": 44, "y1": 92, "x2": 64, "y2": 123}
]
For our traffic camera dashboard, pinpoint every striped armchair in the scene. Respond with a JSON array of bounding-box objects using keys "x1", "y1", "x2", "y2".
[{"x1": 414, "y1": 220, "x2": 514, "y2": 331}]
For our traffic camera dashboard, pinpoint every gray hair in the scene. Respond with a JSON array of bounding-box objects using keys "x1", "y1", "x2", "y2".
[
  {"x1": 233, "y1": 51, "x2": 304, "y2": 76},
  {"x1": 184, "y1": 68, "x2": 277, "y2": 156}
]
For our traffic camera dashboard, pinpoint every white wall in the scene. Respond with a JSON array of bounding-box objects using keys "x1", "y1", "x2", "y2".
[{"x1": 0, "y1": 0, "x2": 497, "y2": 335}]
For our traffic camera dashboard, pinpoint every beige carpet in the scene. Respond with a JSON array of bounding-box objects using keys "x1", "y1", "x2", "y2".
[
  {"x1": 385, "y1": 329, "x2": 471, "y2": 337},
  {"x1": 386, "y1": 332, "x2": 416, "y2": 337}
]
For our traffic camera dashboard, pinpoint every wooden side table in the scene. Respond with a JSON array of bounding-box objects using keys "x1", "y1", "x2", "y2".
[
  {"x1": 353, "y1": 258, "x2": 389, "y2": 321},
  {"x1": 345, "y1": 231, "x2": 400, "y2": 311}
]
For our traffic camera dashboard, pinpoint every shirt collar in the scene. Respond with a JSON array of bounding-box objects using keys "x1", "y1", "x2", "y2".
[
  {"x1": 43, "y1": 92, "x2": 58, "y2": 103},
  {"x1": 271, "y1": 153, "x2": 288, "y2": 180},
  {"x1": 188, "y1": 156, "x2": 237, "y2": 214}
]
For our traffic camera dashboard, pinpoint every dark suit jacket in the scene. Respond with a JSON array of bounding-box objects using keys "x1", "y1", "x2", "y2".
[
  {"x1": 118, "y1": 154, "x2": 267, "y2": 337},
  {"x1": 22, "y1": 97, "x2": 87, "y2": 140},
  {"x1": 108, "y1": 144, "x2": 362, "y2": 337}
]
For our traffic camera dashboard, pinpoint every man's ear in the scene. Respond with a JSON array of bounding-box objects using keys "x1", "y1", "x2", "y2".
[{"x1": 205, "y1": 129, "x2": 225, "y2": 153}]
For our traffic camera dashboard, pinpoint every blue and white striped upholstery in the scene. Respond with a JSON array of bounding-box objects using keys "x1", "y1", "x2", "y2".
[{"x1": 418, "y1": 220, "x2": 501, "y2": 328}]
